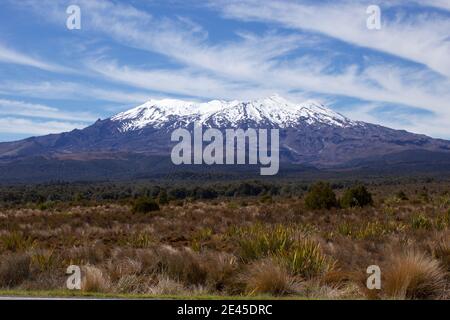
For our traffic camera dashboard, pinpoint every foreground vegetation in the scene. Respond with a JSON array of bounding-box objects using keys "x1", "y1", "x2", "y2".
[{"x1": 0, "y1": 180, "x2": 449, "y2": 299}]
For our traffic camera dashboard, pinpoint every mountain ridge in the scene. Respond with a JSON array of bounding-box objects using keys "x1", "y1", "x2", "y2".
[{"x1": 1, "y1": 95, "x2": 450, "y2": 182}]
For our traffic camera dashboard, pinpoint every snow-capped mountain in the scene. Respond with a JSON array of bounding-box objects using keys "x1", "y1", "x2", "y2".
[
  {"x1": 111, "y1": 95, "x2": 358, "y2": 131},
  {"x1": 1, "y1": 94, "x2": 450, "y2": 182}
]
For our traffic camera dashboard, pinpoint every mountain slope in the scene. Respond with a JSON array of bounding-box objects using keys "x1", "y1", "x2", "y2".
[{"x1": 1, "y1": 95, "x2": 450, "y2": 182}]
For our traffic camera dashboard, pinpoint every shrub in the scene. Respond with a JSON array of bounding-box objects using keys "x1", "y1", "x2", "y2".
[
  {"x1": 158, "y1": 189, "x2": 169, "y2": 205},
  {"x1": 37, "y1": 201, "x2": 57, "y2": 211},
  {"x1": 131, "y1": 197, "x2": 160, "y2": 214},
  {"x1": 396, "y1": 191, "x2": 409, "y2": 201},
  {"x1": 340, "y1": 185, "x2": 373, "y2": 208},
  {"x1": 0, "y1": 253, "x2": 31, "y2": 287},
  {"x1": 243, "y1": 259, "x2": 295, "y2": 296},
  {"x1": 304, "y1": 182, "x2": 337, "y2": 210},
  {"x1": 259, "y1": 194, "x2": 273, "y2": 204},
  {"x1": 384, "y1": 251, "x2": 446, "y2": 299}
]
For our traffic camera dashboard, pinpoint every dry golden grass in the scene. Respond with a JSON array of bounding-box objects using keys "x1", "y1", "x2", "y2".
[
  {"x1": 81, "y1": 265, "x2": 110, "y2": 293},
  {"x1": 242, "y1": 259, "x2": 297, "y2": 296},
  {"x1": 0, "y1": 182, "x2": 449, "y2": 299},
  {"x1": 147, "y1": 275, "x2": 187, "y2": 295},
  {"x1": 433, "y1": 237, "x2": 450, "y2": 273},
  {"x1": 383, "y1": 251, "x2": 447, "y2": 299}
]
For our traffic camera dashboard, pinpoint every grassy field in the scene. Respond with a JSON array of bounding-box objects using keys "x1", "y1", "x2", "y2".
[{"x1": 0, "y1": 181, "x2": 449, "y2": 299}]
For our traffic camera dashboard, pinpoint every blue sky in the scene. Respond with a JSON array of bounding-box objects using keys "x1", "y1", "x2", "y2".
[{"x1": 0, "y1": 0, "x2": 449, "y2": 141}]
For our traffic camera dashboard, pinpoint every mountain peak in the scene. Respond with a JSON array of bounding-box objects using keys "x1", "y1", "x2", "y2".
[
  {"x1": 2, "y1": 95, "x2": 450, "y2": 182},
  {"x1": 110, "y1": 96, "x2": 356, "y2": 132}
]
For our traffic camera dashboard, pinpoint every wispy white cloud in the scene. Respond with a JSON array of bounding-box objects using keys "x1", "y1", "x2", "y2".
[
  {"x1": 6, "y1": 0, "x2": 450, "y2": 138},
  {"x1": 86, "y1": 59, "x2": 257, "y2": 100},
  {"x1": 88, "y1": 55, "x2": 450, "y2": 120},
  {"x1": 413, "y1": 0, "x2": 450, "y2": 11},
  {"x1": 213, "y1": 0, "x2": 450, "y2": 78},
  {"x1": 21, "y1": 0, "x2": 309, "y2": 80},
  {"x1": 0, "y1": 81, "x2": 153, "y2": 104},
  {"x1": 0, "y1": 98, "x2": 96, "y2": 122},
  {"x1": 0, "y1": 98, "x2": 95, "y2": 136},
  {"x1": 73, "y1": 0, "x2": 450, "y2": 137},
  {"x1": 0, "y1": 43, "x2": 73, "y2": 73},
  {"x1": 0, "y1": 117, "x2": 87, "y2": 135},
  {"x1": 338, "y1": 102, "x2": 450, "y2": 139}
]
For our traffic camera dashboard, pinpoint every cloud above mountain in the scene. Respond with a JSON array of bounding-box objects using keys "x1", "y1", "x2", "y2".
[{"x1": 0, "y1": 0, "x2": 448, "y2": 140}]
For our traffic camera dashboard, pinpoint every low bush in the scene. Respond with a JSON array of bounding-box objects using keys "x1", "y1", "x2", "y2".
[
  {"x1": 340, "y1": 185, "x2": 373, "y2": 208},
  {"x1": 396, "y1": 191, "x2": 409, "y2": 201},
  {"x1": 259, "y1": 194, "x2": 273, "y2": 204},
  {"x1": 131, "y1": 197, "x2": 160, "y2": 214},
  {"x1": 158, "y1": 189, "x2": 169, "y2": 205},
  {"x1": 304, "y1": 182, "x2": 338, "y2": 210}
]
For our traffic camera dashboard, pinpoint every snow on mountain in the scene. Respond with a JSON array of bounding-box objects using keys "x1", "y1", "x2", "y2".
[{"x1": 110, "y1": 94, "x2": 358, "y2": 132}]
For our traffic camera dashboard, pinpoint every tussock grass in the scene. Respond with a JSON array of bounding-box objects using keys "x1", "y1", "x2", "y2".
[
  {"x1": 0, "y1": 181, "x2": 449, "y2": 299},
  {"x1": 147, "y1": 275, "x2": 187, "y2": 295},
  {"x1": 433, "y1": 238, "x2": 450, "y2": 273},
  {"x1": 154, "y1": 247, "x2": 207, "y2": 285},
  {"x1": 411, "y1": 214, "x2": 433, "y2": 230},
  {"x1": 232, "y1": 223, "x2": 297, "y2": 261},
  {"x1": 277, "y1": 239, "x2": 335, "y2": 279},
  {"x1": 383, "y1": 251, "x2": 446, "y2": 299},
  {"x1": 81, "y1": 265, "x2": 110, "y2": 293},
  {"x1": 242, "y1": 259, "x2": 297, "y2": 296},
  {"x1": 0, "y1": 232, "x2": 36, "y2": 252},
  {"x1": 31, "y1": 249, "x2": 59, "y2": 272}
]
